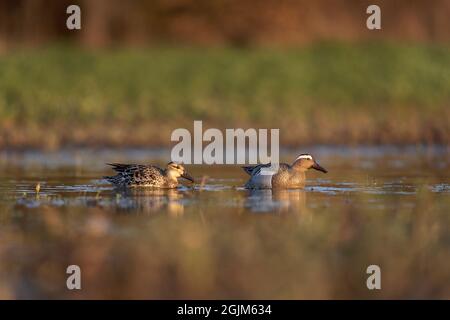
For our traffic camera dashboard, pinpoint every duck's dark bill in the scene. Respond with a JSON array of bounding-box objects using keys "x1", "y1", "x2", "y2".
[
  {"x1": 181, "y1": 172, "x2": 195, "y2": 182},
  {"x1": 312, "y1": 162, "x2": 328, "y2": 173}
]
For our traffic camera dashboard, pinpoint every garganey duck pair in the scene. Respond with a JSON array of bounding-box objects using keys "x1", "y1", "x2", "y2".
[{"x1": 104, "y1": 154, "x2": 327, "y2": 189}]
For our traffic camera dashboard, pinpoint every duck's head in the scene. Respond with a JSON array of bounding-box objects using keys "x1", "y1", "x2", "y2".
[
  {"x1": 166, "y1": 162, "x2": 194, "y2": 182},
  {"x1": 292, "y1": 154, "x2": 328, "y2": 173}
]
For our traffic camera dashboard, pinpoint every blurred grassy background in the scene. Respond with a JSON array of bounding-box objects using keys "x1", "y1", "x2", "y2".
[
  {"x1": 0, "y1": 43, "x2": 449, "y2": 148},
  {"x1": 0, "y1": 0, "x2": 449, "y2": 148}
]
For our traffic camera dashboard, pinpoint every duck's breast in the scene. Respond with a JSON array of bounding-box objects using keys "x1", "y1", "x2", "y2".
[{"x1": 272, "y1": 170, "x2": 305, "y2": 188}]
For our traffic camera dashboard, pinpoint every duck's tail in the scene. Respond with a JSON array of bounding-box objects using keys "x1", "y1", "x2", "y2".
[
  {"x1": 103, "y1": 174, "x2": 124, "y2": 187},
  {"x1": 241, "y1": 166, "x2": 256, "y2": 176}
]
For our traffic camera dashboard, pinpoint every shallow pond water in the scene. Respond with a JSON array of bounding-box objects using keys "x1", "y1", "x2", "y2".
[{"x1": 0, "y1": 146, "x2": 449, "y2": 299}]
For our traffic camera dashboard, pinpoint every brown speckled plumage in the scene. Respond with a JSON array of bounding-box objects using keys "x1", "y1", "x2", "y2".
[{"x1": 104, "y1": 162, "x2": 194, "y2": 189}]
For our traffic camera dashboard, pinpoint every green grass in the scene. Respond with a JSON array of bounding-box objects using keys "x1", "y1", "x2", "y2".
[{"x1": 0, "y1": 42, "x2": 449, "y2": 147}]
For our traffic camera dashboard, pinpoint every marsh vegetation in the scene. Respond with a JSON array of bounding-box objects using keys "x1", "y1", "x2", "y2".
[{"x1": 0, "y1": 43, "x2": 449, "y2": 148}]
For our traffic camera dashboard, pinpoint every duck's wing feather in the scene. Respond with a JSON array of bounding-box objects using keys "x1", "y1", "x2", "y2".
[
  {"x1": 242, "y1": 162, "x2": 292, "y2": 176},
  {"x1": 105, "y1": 164, "x2": 164, "y2": 186},
  {"x1": 107, "y1": 163, "x2": 140, "y2": 173},
  {"x1": 108, "y1": 163, "x2": 162, "y2": 173},
  {"x1": 241, "y1": 163, "x2": 272, "y2": 176}
]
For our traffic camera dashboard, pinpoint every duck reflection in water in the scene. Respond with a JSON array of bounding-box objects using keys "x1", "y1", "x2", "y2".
[
  {"x1": 112, "y1": 188, "x2": 186, "y2": 216},
  {"x1": 245, "y1": 188, "x2": 308, "y2": 215}
]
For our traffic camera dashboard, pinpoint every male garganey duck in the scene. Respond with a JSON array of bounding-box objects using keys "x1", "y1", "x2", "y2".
[
  {"x1": 242, "y1": 154, "x2": 327, "y2": 189},
  {"x1": 104, "y1": 162, "x2": 194, "y2": 188}
]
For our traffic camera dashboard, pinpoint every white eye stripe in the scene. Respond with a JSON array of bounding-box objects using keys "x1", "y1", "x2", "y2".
[{"x1": 296, "y1": 154, "x2": 313, "y2": 160}]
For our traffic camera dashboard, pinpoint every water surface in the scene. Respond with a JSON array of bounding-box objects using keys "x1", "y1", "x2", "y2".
[{"x1": 0, "y1": 146, "x2": 449, "y2": 299}]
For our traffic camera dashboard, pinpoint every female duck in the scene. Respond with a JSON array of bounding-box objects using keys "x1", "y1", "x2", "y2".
[{"x1": 104, "y1": 162, "x2": 194, "y2": 188}]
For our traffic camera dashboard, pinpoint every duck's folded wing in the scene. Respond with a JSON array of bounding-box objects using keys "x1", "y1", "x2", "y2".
[
  {"x1": 107, "y1": 163, "x2": 137, "y2": 173},
  {"x1": 107, "y1": 163, "x2": 161, "y2": 174},
  {"x1": 106, "y1": 164, "x2": 164, "y2": 185},
  {"x1": 241, "y1": 163, "x2": 271, "y2": 176}
]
